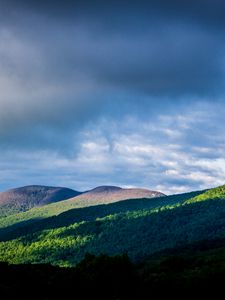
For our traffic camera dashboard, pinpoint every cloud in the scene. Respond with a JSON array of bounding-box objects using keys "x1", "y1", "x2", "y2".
[
  {"x1": 69, "y1": 102, "x2": 225, "y2": 193},
  {"x1": 0, "y1": 1, "x2": 225, "y2": 192},
  {"x1": 1, "y1": 101, "x2": 224, "y2": 194},
  {"x1": 0, "y1": 4, "x2": 224, "y2": 130},
  {"x1": 3, "y1": 1, "x2": 225, "y2": 28}
]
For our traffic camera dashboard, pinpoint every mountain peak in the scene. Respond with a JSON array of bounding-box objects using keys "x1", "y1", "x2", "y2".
[
  {"x1": 89, "y1": 186, "x2": 122, "y2": 193},
  {"x1": 75, "y1": 185, "x2": 165, "y2": 203},
  {"x1": 0, "y1": 185, "x2": 81, "y2": 217}
]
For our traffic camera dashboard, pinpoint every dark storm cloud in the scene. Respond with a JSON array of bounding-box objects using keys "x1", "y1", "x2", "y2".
[
  {"x1": 2, "y1": 0, "x2": 225, "y2": 32},
  {"x1": 1, "y1": 0, "x2": 224, "y2": 99}
]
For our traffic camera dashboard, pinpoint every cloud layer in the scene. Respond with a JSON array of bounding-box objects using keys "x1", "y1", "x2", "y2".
[{"x1": 0, "y1": 1, "x2": 225, "y2": 193}]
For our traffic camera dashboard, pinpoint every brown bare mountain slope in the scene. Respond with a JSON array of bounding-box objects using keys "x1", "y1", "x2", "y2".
[
  {"x1": 72, "y1": 186, "x2": 165, "y2": 204},
  {"x1": 0, "y1": 185, "x2": 81, "y2": 217}
]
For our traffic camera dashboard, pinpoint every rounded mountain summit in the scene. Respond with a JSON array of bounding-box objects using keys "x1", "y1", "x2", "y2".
[
  {"x1": 0, "y1": 185, "x2": 81, "y2": 217},
  {"x1": 0, "y1": 185, "x2": 165, "y2": 217},
  {"x1": 77, "y1": 185, "x2": 165, "y2": 203}
]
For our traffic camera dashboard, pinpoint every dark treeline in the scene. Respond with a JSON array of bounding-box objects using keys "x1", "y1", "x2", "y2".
[{"x1": 2, "y1": 241, "x2": 225, "y2": 300}]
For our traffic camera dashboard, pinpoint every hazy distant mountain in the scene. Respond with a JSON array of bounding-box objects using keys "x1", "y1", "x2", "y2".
[
  {"x1": 76, "y1": 185, "x2": 165, "y2": 203},
  {"x1": 0, "y1": 185, "x2": 81, "y2": 217}
]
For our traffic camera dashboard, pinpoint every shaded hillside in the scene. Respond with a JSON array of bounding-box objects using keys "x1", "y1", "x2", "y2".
[
  {"x1": 74, "y1": 185, "x2": 165, "y2": 203},
  {"x1": 0, "y1": 185, "x2": 81, "y2": 217}
]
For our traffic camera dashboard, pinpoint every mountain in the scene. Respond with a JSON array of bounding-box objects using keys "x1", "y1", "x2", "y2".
[
  {"x1": 0, "y1": 185, "x2": 210, "y2": 266},
  {"x1": 0, "y1": 190, "x2": 198, "y2": 241},
  {"x1": 74, "y1": 185, "x2": 165, "y2": 203},
  {"x1": 0, "y1": 185, "x2": 81, "y2": 217},
  {"x1": 1, "y1": 184, "x2": 225, "y2": 267},
  {"x1": 0, "y1": 185, "x2": 165, "y2": 229},
  {"x1": 1, "y1": 186, "x2": 224, "y2": 297}
]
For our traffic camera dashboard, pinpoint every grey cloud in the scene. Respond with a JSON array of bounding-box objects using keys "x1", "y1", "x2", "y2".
[
  {"x1": 0, "y1": 102, "x2": 225, "y2": 193},
  {"x1": 1, "y1": 1, "x2": 224, "y2": 96}
]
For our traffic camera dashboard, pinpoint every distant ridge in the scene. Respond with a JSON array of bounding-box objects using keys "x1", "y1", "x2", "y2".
[
  {"x1": 0, "y1": 185, "x2": 81, "y2": 217},
  {"x1": 0, "y1": 184, "x2": 165, "y2": 218},
  {"x1": 74, "y1": 185, "x2": 165, "y2": 203},
  {"x1": 88, "y1": 186, "x2": 122, "y2": 193}
]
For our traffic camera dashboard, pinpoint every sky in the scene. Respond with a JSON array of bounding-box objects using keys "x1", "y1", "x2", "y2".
[{"x1": 0, "y1": 0, "x2": 225, "y2": 194}]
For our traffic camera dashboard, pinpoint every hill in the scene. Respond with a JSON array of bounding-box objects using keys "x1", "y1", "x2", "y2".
[
  {"x1": 0, "y1": 185, "x2": 165, "y2": 229},
  {"x1": 2, "y1": 240, "x2": 225, "y2": 299},
  {"x1": 0, "y1": 190, "x2": 200, "y2": 241},
  {"x1": 0, "y1": 185, "x2": 225, "y2": 267},
  {"x1": 0, "y1": 185, "x2": 81, "y2": 217},
  {"x1": 0, "y1": 186, "x2": 213, "y2": 266},
  {"x1": 72, "y1": 185, "x2": 165, "y2": 203}
]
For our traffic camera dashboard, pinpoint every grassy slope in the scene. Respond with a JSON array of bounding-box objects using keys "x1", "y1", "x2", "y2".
[{"x1": 0, "y1": 185, "x2": 224, "y2": 267}]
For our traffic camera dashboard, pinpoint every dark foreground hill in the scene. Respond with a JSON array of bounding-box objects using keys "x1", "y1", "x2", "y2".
[
  {"x1": 2, "y1": 240, "x2": 225, "y2": 300},
  {"x1": 0, "y1": 185, "x2": 81, "y2": 217}
]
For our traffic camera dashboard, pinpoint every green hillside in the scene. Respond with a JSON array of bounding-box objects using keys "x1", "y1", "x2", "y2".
[
  {"x1": 184, "y1": 184, "x2": 225, "y2": 204},
  {"x1": 0, "y1": 186, "x2": 224, "y2": 266}
]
